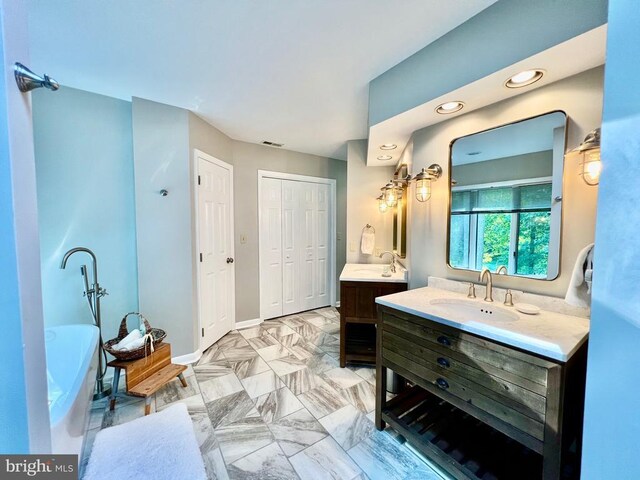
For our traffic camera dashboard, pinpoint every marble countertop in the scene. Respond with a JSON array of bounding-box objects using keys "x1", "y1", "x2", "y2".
[
  {"x1": 339, "y1": 263, "x2": 408, "y2": 283},
  {"x1": 375, "y1": 286, "x2": 589, "y2": 362}
]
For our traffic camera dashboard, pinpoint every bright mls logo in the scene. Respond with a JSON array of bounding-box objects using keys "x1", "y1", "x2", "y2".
[{"x1": 0, "y1": 455, "x2": 76, "y2": 479}]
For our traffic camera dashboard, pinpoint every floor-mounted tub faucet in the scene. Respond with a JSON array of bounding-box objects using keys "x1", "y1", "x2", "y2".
[{"x1": 61, "y1": 247, "x2": 111, "y2": 400}]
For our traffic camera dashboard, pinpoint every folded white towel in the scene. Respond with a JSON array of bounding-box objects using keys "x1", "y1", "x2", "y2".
[
  {"x1": 114, "y1": 329, "x2": 142, "y2": 351},
  {"x1": 361, "y1": 230, "x2": 375, "y2": 255},
  {"x1": 565, "y1": 243, "x2": 595, "y2": 308},
  {"x1": 118, "y1": 336, "x2": 146, "y2": 352}
]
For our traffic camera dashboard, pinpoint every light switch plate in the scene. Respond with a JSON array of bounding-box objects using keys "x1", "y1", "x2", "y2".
[
  {"x1": 374, "y1": 247, "x2": 381, "y2": 256},
  {"x1": 349, "y1": 241, "x2": 356, "y2": 252}
]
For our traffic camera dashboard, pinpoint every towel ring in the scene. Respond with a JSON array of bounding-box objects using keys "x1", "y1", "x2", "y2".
[{"x1": 363, "y1": 224, "x2": 375, "y2": 234}]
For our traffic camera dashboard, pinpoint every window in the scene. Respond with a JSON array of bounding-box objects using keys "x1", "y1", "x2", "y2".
[{"x1": 449, "y1": 183, "x2": 551, "y2": 277}]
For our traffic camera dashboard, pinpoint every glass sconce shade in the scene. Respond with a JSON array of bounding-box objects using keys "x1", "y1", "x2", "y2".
[
  {"x1": 384, "y1": 183, "x2": 398, "y2": 207},
  {"x1": 377, "y1": 195, "x2": 388, "y2": 213},
  {"x1": 415, "y1": 177, "x2": 432, "y2": 202},
  {"x1": 582, "y1": 149, "x2": 602, "y2": 186},
  {"x1": 572, "y1": 128, "x2": 601, "y2": 186},
  {"x1": 411, "y1": 164, "x2": 442, "y2": 202}
]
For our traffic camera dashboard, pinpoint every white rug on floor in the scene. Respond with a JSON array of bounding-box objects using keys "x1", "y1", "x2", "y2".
[{"x1": 84, "y1": 403, "x2": 206, "y2": 480}]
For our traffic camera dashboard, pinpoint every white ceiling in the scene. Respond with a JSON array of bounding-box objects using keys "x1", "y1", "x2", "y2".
[
  {"x1": 26, "y1": 0, "x2": 497, "y2": 160},
  {"x1": 452, "y1": 111, "x2": 566, "y2": 165}
]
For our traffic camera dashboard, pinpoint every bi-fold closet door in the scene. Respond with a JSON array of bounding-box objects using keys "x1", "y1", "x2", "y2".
[{"x1": 260, "y1": 177, "x2": 330, "y2": 320}]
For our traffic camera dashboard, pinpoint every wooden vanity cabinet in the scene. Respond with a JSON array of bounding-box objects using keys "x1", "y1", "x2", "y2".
[
  {"x1": 375, "y1": 305, "x2": 588, "y2": 480},
  {"x1": 339, "y1": 280, "x2": 407, "y2": 367}
]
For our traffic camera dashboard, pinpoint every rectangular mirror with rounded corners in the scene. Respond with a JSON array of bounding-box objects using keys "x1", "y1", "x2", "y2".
[{"x1": 447, "y1": 111, "x2": 567, "y2": 280}]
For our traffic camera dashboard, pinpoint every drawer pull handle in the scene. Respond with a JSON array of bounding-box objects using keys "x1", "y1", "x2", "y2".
[
  {"x1": 437, "y1": 357, "x2": 450, "y2": 368},
  {"x1": 436, "y1": 378, "x2": 449, "y2": 390},
  {"x1": 437, "y1": 335, "x2": 451, "y2": 346}
]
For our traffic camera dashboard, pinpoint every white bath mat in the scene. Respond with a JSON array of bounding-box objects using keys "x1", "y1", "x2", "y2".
[{"x1": 84, "y1": 403, "x2": 206, "y2": 480}]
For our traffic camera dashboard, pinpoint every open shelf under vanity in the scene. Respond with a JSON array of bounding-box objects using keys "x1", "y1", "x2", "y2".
[{"x1": 383, "y1": 385, "x2": 547, "y2": 480}]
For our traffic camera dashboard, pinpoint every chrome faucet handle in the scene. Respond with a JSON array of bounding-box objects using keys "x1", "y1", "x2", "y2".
[
  {"x1": 467, "y1": 283, "x2": 476, "y2": 299},
  {"x1": 504, "y1": 289, "x2": 514, "y2": 307}
]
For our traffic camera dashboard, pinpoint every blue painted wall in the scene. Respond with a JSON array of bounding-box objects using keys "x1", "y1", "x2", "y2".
[
  {"x1": 581, "y1": 1, "x2": 640, "y2": 477},
  {"x1": 32, "y1": 87, "x2": 138, "y2": 340},
  {"x1": 0, "y1": 14, "x2": 30, "y2": 454},
  {"x1": 368, "y1": 0, "x2": 608, "y2": 126}
]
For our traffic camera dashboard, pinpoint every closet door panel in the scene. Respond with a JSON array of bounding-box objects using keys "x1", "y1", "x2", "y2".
[
  {"x1": 299, "y1": 183, "x2": 317, "y2": 310},
  {"x1": 316, "y1": 184, "x2": 330, "y2": 307},
  {"x1": 282, "y1": 180, "x2": 299, "y2": 315},
  {"x1": 260, "y1": 178, "x2": 283, "y2": 319}
]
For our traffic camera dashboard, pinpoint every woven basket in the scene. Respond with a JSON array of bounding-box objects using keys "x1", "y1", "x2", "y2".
[{"x1": 104, "y1": 312, "x2": 166, "y2": 361}]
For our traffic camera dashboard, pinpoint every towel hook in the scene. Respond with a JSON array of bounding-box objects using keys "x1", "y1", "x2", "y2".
[{"x1": 363, "y1": 224, "x2": 375, "y2": 234}]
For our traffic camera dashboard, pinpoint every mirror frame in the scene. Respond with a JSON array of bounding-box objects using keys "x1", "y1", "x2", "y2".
[
  {"x1": 393, "y1": 163, "x2": 408, "y2": 259},
  {"x1": 445, "y1": 110, "x2": 568, "y2": 281},
  {"x1": 393, "y1": 186, "x2": 407, "y2": 258}
]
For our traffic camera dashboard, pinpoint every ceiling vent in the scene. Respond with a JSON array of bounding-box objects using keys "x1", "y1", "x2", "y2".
[{"x1": 262, "y1": 140, "x2": 284, "y2": 147}]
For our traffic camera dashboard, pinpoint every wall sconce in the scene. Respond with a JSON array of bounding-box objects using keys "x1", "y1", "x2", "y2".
[
  {"x1": 382, "y1": 182, "x2": 399, "y2": 207},
  {"x1": 572, "y1": 128, "x2": 601, "y2": 186},
  {"x1": 377, "y1": 194, "x2": 388, "y2": 213},
  {"x1": 411, "y1": 164, "x2": 443, "y2": 202}
]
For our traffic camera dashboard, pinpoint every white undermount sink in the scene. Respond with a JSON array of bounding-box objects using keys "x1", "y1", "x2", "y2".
[
  {"x1": 429, "y1": 298, "x2": 519, "y2": 323},
  {"x1": 339, "y1": 263, "x2": 408, "y2": 283}
]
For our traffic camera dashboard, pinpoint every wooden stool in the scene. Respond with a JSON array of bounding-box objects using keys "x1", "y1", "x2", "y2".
[{"x1": 107, "y1": 342, "x2": 188, "y2": 415}]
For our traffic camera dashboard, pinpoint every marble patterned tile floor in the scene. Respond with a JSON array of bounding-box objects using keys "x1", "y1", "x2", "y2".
[{"x1": 83, "y1": 307, "x2": 443, "y2": 480}]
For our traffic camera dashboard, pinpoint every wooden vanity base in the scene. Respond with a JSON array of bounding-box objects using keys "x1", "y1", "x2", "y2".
[
  {"x1": 375, "y1": 305, "x2": 587, "y2": 480},
  {"x1": 340, "y1": 281, "x2": 407, "y2": 367}
]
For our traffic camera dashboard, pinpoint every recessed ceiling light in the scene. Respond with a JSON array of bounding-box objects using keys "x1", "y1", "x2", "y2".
[
  {"x1": 505, "y1": 69, "x2": 545, "y2": 88},
  {"x1": 435, "y1": 101, "x2": 464, "y2": 114},
  {"x1": 380, "y1": 144, "x2": 397, "y2": 150},
  {"x1": 377, "y1": 155, "x2": 393, "y2": 161}
]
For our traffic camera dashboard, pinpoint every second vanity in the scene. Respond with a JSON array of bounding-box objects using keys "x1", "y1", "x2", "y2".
[
  {"x1": 375, "y1": 286, "x2": 589, "y2": 480},
  {"x1": 339, "y1": 263, "x2": 408, "y2": 367}
]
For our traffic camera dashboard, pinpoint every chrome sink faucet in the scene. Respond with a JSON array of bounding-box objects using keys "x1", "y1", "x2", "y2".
[
  {"x1": 379, "y1": 251, "x2": 396, "y2": 273},
  {"x1": 496, "y1": 265, "x2": 508, "y2": 275},
  {"x1": 479, "y1": 267, "x2": 493, "y2": 302}
]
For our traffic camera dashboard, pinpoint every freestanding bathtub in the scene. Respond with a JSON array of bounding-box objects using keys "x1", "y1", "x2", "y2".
[{"x1": 45, "y1": 324, "x2": 99, "y2": 456}]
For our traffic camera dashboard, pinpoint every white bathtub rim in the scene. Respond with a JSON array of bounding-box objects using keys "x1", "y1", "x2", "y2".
[{"x1": 46, "y1": 324, "x2": 99, "y2": 429}]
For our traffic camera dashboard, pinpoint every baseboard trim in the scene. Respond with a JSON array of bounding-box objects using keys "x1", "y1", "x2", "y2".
[
  {"x1": 173, "y1": 349, "x2": 202, "y2": 365},
  {"x1": 235, "y1": 318, "x2": 263, "y2": 330}
]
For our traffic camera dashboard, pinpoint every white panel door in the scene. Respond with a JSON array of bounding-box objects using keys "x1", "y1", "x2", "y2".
[
  {"x1": 260, "y1": 178, "x2": 284, "y2": 320},
  {"x1": 197, "y1": 154, "x2": 235, "y2": 351},
  {"x1": 299, "y1": 182, "x2": 317, "y2": 311},
  {"x1": 282, "y1": 180, "x2": 300, "y2": 315},
  {"x1": 316, "y1": 183, "x2": 331, "y2": 308}
]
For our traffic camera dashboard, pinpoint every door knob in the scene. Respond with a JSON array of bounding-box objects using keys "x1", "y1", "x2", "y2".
[{"x1": 226, "y1": 257, "x2": 234, "y2": 264}]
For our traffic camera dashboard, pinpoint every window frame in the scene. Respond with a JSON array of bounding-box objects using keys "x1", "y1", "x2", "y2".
[{"x1": 450, "y1": 178, "x2": 553, "y2": 276}]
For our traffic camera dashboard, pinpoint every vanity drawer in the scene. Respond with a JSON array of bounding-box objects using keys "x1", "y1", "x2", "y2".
[
  {"x1": 382, "y1": 329, "x2": 547, "y2": 419},
  {"x1": 380, "y1": 307, "x2": 552, "y2": 389},
  {"x1": 382, "y1": 347, "x2": 546, "y2": 442}
]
